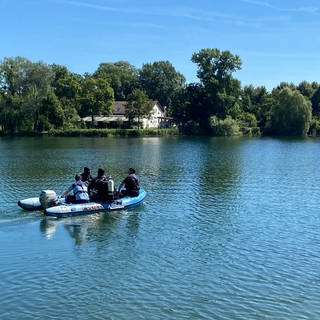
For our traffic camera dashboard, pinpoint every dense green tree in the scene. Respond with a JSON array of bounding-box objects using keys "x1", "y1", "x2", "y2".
[
  {"x1": 273, "y1": 82, "x2": 296, "y2": 92},
  {"x1": 296, "y1": 81, "x2": 318, "y2": 100},
  {"x1": 192, "y1": 48, "x2": 241, "y2": 86},
  {"x1": 0, "y1": 57, "x2": 30, "y2": 132},
  {"x1": 210, "y1": 116, "x2": 240, "y2": 136},
  {"x1": 51, "y1": 64, "x2": 82, "y2": 100},
  {"x1": 311, "y1": 86, "x2": 320, "y2": 117},
  {"x1": 267, "y1": 88, "x2": 312, "y2": 136},
  {"x1": 139, "y1": 61, "x2": 186, "y2": 107},
  {"x1": 50, "y1": 64, "x2": 83, "y2": 128},
  {"x1": 125, "y1": 89, "x2": 153, "y2": 128},
  {"x1": 79, "y1": 75, "x2": 114, "y2": 125},
  {"x1": 23, "y1": 62, "x2": 55, "y2": 131},
  {"x1": 170, "y1": 83, "x2": 211, "y2": 134},
  {"x1": 94, "y1": 61, "x2": 139, "y2": 100},
  {"x1": 241, "y1": 85, "x2": 273, "y2": 128},
  {"x1": 191, "y1": 48, "x2": 242, "y2": 125},
  {"x1": 0, "y1": 57, "x2": 56, "y2": 132}
]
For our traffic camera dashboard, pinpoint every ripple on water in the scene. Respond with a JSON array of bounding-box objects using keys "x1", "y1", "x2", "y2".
[{"x1": 1, "y1": 137, "x2": 320, "y2": 319}]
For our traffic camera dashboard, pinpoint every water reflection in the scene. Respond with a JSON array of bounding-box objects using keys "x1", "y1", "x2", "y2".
[
  {"x1": 39, "y1": 218, "x2": 57, "y2": 240},
  {"x1": 39, "y1": 208, "x2": 142, "y2": 246}
]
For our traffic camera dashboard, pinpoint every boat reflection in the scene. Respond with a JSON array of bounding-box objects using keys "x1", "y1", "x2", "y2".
[
  {"x1": 39, "y1": 208, "x2": 143, "y2": 245},
  {"x1": 39, "y1": 218, "x2": 57, "y2": 240}
]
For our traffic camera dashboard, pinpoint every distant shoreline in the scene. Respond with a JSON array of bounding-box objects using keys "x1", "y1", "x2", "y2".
[{"x1": 0, "y1": 128, "x2": 180, "y2": 137}]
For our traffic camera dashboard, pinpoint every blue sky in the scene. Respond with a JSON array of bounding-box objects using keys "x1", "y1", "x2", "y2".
[{"x1": 1, "y1": 0, "x2": 320, "y2": 90}]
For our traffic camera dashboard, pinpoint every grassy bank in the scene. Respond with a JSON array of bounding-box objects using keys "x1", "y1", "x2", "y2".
[{"x1": 47, "y1": 127, "x2": 180, "y2": 137}]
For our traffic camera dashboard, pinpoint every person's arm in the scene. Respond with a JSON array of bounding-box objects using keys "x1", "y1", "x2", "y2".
[{"x1": 61, "y1": 185, "x2": 72, "y2": 198}]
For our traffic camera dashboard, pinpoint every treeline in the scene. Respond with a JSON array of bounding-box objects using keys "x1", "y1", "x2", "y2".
[{"x1": 0, "y1": 49, "x2": 319, "y2": 136}]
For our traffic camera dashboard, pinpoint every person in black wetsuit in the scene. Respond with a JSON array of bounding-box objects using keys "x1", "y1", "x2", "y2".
[
  {"x1": 118, "y1": 168, "x2": 140, "y2": 197},
  {"x1": 88, "y1": 168, "x2": 111, "y2": 201}
]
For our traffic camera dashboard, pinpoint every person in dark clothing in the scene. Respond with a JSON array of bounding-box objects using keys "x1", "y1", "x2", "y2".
[
  {"x1": 88, "y1": 168, "x2": 111, "y2": 201},
  {"x1": 61, "y1": 174, "x2": 90, "y2": 204},
  {"x1": 80, "y1": 166, "x2": 93, "y2": 185},
  {"x1": 118, "y1": 168, "x2": 140, "y2": 197}
]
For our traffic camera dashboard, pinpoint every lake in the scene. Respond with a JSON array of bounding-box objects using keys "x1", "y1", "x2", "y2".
[{"x1": 0, "y1": 136, "x2": 320, "y2": 319}]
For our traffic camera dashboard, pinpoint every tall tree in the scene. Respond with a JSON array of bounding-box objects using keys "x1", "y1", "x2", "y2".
[
  {"x1": 191, "y1": 48, "x2": 242, "y2": 126},
  {"x1": 125, "y1": 89, "x2": 153, "y2": 129},
  {"x1": 79, "y1": 75, "x2": 114, "y2": 124},
  {"x1": 94, "y1": 61, "x2": 139, "y2": 100},
  {"x1": 0, "y1": 57, "x2": 55, "y2": 132},
  {"x1": 139, "y1": 61, "x2": 185, "y2": 107}
]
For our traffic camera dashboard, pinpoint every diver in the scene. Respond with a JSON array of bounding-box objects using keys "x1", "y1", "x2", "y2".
[{"x1": 118, "y1": 168, "x2": 140, "y2": 197}]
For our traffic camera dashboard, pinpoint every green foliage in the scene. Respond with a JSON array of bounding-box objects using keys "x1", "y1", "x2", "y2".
[
  {"x1": 241, "y1": 85, "x2": 272, "y2": 128},
  {"x1": 126, "y1": 89, "x2": 153, "y2": 128},
  {"x1": 79, "y1": 75, "x2": 114, "y2": 123},
  {"x1": 311, "y1": 86, "x2": 320, "y2": 117},
  {"x1": 308, "y1": 118, "x2": 320, "y2": 136},
  {"x1": 1, "y1": 53, "x2": 320, "y2": 137},
  {"x1": 210, "y1": 116, "x2": 241, "y2": 136},
  {"x1": 0, "y1": 57, "x2": 56, "y2": 132},
  {"x1": 238, "y1": 112, "x2": 257, "y2": 127},
  {"x1": 94, "y1": 61, "x2": 139, "y2": 100},
  {"x1": 297, "y1": 81, "x2": 318, "y2": 99},
  {"x1": 190, "y1": 48, "x2": 242, "y2": 120},
  {"x1": 240, "y1": 126, "x2": 261, "y2": 136},
  {"x1": 267, "y1": 88, "x2": 312, "y2": 136},
  {"x1": 139, "y1": 61, "x2": 185, "y2": 107},
  {"x1": 48, "y1": 127, "x2": 179, "y2": 137}
]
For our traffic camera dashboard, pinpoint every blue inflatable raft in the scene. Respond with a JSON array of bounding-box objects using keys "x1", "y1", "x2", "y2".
[{"x1": 18, "y1": 189, "x2": 147, "y2": 218}]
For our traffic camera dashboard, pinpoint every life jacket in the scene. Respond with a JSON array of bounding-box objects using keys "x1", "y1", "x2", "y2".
[{"x1": 73, "y1": 181, "x2": 89, "y2": 201}]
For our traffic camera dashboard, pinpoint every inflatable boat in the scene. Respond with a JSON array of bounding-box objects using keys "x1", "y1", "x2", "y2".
[{"x1": 18, "y1": 189, "x2": 147, "y2": 218}]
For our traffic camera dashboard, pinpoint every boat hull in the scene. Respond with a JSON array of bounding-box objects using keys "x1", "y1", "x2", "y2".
[
  {"x1": 44, "y1": 189, "x2": 146, "y2": 218},
  {"x1": 18, "y1": 197, "x2": 65, "y2": 211},
  {"x1": 18, "y1": 197, "x2": 42, "y2": 211}
]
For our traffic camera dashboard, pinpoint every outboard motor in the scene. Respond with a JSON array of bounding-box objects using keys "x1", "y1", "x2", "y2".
[{"x1": 39, "y1": 190, "x2": 58, "y2": 209}]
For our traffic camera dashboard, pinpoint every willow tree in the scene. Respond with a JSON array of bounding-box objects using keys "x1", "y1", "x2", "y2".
[{"x1": 268, "y1": 87, "x2": 312, "y2": 136}]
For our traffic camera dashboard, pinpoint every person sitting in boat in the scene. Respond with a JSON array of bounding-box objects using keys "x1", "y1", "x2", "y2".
[
  {"x1": 61, "y1": 174, "x2": 90, "y2": 204},
  {"x1": 80, "y1": 166, "x2": 93, "y2": 185},
  {"x1": 88, "y1": 168, "x2": 113, "y2": 201},
  {"x1": 118, "y1": 168, "x2": 140, "y2": 197}
]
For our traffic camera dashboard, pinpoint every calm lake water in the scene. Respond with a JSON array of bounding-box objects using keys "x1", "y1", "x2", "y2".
[{"x1": 0, "y1": 136, "x2": 320, "y2": 319}]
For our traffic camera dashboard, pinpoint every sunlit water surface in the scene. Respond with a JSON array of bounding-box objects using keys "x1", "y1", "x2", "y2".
[{"x1": 0, "y1": 136, "x2": 320, "y2": 319}]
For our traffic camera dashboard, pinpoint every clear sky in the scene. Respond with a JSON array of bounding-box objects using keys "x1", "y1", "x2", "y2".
[{"x1": 1, "y1": 0, "x2": 320, "y2": 90}]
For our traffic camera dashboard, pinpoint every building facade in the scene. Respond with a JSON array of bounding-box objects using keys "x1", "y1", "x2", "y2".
[{"x1": 83, "y1": 100, "x2": 172, "y2": 128}]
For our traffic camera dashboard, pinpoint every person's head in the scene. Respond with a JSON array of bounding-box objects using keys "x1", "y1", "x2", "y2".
[
  {"x1": 84, "y1": 167, "x2": 90, "y2": 174},
  {"x1": 97, "y1": 168, "x2": 105, "y2": 177},
  {"x1": 128, "y1": 168, "x2": 135, "y2": 174},
  {"x1": 75, "y1": 174, "x2": 81, "y2": 181}
]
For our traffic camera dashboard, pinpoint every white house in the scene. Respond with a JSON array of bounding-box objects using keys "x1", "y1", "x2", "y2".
[{"x1": 83, "y1": 100, "x2": 172, "y2": 129}]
